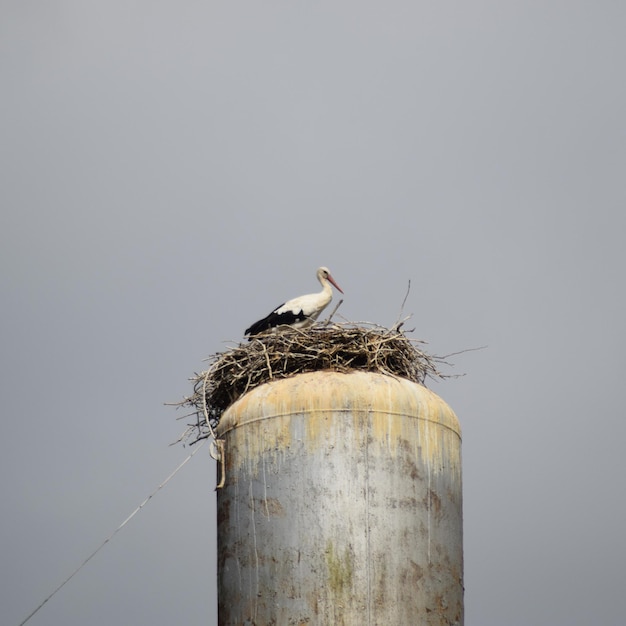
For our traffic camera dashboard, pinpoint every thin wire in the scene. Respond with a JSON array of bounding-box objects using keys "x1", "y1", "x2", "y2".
[{"x1": 18, "y1": 441, "x2": 207, "y2": 626}]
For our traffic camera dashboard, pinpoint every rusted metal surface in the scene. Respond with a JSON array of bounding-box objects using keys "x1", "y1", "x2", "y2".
[{"x1": 216, "y1": 371, "x2": 463, "y2": 625}]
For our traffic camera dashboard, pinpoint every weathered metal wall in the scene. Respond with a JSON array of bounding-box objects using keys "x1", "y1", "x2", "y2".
[{"x1": 216, "y1": 371, "x2": 463, "y2": 625}]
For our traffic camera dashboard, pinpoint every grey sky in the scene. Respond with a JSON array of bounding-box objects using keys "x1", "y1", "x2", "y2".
[{"x1": 2, "y1": 2, "x2": 625, "y2": 625}]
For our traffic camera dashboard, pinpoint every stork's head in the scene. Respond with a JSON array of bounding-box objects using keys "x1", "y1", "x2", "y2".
[{"x1": 317, "y1": 267, "x2": 344, "y2": 294}]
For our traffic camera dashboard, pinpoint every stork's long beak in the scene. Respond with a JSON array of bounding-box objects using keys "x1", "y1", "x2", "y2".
[{"x1": 328, "y1": 274, "x2": 344, "y2": 294}]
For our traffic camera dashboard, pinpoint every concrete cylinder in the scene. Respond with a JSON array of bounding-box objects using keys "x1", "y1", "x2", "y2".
[{"x1": 216, "y1": 370, "x2": 463, "y2": 625}]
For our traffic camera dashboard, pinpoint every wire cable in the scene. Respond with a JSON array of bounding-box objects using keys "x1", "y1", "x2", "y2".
[{"x1": 18, "y1": 441, "x2": 207, "y2": 626}]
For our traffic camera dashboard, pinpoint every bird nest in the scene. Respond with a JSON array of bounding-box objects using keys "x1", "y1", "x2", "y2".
[{"x1": 173, "y1": 322, "x2": 454, "y2": 445}]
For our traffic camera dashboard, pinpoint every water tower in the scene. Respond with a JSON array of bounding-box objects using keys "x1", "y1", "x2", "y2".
[{"x1": 201, "y1": 328, "x2": 463, "y2": 625}]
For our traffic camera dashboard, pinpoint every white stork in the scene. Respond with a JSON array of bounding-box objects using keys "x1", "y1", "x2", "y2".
[{"x1": 245, "y1": 266, "x2": 344, "y2": 338}]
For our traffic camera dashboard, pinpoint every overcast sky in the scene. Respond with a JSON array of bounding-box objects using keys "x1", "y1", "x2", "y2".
[{"x1": 2, "y1": 2, "x2": 625, "y2": 625}]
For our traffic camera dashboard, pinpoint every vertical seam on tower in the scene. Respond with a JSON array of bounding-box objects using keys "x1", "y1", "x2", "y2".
[
  {"x1": 366, "y1": 409, "x2": 371, "y2": 625},
  {"x1": 249, "y1": 479, "x2": 260, "y2": 621}
]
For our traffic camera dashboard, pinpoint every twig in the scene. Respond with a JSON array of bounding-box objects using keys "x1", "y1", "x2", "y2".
[
  {"x1": 438, "y1": 345, "x2": 488, "y2": 359},
  {"x1": 325, "y1": 298, "x2": 344, "y2": 325}
]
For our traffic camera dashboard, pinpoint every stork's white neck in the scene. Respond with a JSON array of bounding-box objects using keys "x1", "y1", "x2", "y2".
[{"x1": 318, "y1": 275, "x2": 333, "y2": 298}]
